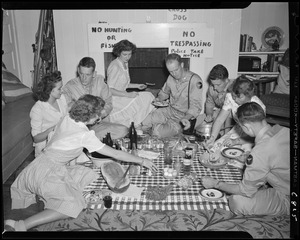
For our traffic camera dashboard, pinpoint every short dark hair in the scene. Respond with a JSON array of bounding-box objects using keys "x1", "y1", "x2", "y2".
[
  {"x1": 208, "y1": 64, "x2": 229, "y2": 82},
  {"x1": 34, "y1": 71, "x2": 62, "y2": 101},
  {"x1": 165, "y1": 53, "x2": 182, "y2": 64},
  {"x1": 78, "y1": 57, "x2": 96, "y2": 71},
  {"x1": 232, "y1": 75, "x2": 255, "y2": 98},
  {"x1": 237, "y1": 102, "x2": 266, "y2": 125},
  {"x1": 112, "y1": 39, "x2": 137, "y2": 57},
  {"x1": 69, "y1": 94, "x2": 105, "y2": 122}
]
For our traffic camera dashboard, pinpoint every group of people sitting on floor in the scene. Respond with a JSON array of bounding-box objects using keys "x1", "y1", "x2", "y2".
[{"x1": 4, "y1": 40, "x2": 290, "y2": 231}]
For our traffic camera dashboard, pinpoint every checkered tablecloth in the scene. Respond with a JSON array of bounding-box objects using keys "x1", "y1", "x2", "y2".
[{"x1": 83, "y1": 151, "x2": 242, "y2": 211}]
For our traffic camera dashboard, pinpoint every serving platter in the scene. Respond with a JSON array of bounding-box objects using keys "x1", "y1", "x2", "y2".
[
  {"x1": 221, "y1": 147, "x2": 244, "y2": 159},
  {"x1": 199, "y1": 189, "x2": 224, "y2": 201},
  {"x1": 152, "y1": 101, "x2": 169, "y2": 108}
]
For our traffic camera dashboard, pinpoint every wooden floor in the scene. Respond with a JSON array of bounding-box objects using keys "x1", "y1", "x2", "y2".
[{"x1": 2, "y1": 151, "x2": 43, "y2": 222}]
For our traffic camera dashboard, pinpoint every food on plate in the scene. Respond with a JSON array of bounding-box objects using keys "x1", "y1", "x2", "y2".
[
  {"x1": 222, "y1": 147, "x2": 244, "y2": 159},
  {"x1": 101, "y1": 161, "x2": 130, "y2": 193},
  {"x1": 206, "y1": 191, "x2": 215, "y2": 197}
]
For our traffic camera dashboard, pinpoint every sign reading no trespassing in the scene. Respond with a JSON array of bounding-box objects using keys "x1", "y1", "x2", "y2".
[
  {"x1": 88, "y1": 24, "x2": 134, "y2": 52},
  {"x1": 169, "y1": 28, "x2": 214, "y2": 58}
]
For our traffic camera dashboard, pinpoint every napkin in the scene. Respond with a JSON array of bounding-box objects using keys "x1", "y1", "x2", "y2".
[
  {"x1": 137, "y1": 150, "x2": 160, "y2": 159},
  {"x1": 111, "y1": 184, "x2": 145, "y2": 199}
]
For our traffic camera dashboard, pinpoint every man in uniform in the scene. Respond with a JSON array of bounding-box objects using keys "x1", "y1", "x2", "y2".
[
  {"x1": 63, "y1": 57, "x2": 128, "y2": 140},
  {"x1": 141, "y1": 53, "x2": 203, "y2": 138},
  {"x1": 201, "y1": 102, "x2": 290, "y2": 215}
]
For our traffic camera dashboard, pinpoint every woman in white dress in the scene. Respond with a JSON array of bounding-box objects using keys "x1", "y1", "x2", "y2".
[
  {"x1": 30, "y1": 71, "x2": 68, "y2": 157},
  {"x1": 206, "y1": 75, "x2": 266, "y2": 153},
  {"x1": 4, "y1": 94, "x2": 158, "y2": 231},
  {"x1": 107, "y1": 39, "x2": 155, "y2": 127}
]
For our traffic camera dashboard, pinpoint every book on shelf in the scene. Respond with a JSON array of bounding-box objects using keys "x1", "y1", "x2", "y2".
[
  {"x1": 239, "y1": 34, "x2": 253, "y2": 52},
  {"x1": 267, "y1": 54, "x2": 275, "y2": 72}
]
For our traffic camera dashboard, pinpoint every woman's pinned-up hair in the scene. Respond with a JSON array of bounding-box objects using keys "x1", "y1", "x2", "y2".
[
  {"x1": 232, "y1": 75, "x2": 255, "y2": 98},
  {"x1": 237, "y1": 102, "x2": 266, "y2": 125},
  {"x1": 69, "y1": 94, "x2": 105, "y2": 122},
  {"x1": 34, "y1": 71, "x2": 62, "y2": 101},
  {"x1": 112, "y1": 39, "x2": 137, "y2": 57}
]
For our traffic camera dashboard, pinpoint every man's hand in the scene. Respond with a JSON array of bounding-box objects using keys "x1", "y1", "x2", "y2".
[
  {"x1": 206, "y1": 135, "x2": 216, "y2": 149},
  {"x1": 180, "y1": 118, "x2": 191, "y2": 130},
  {"x1": 201, "y1": 176, "x2": 219, "y2": 189},
  {"x1": 204, "y1": 115, "x2": 214, "y2": 123},
  {"x1": 137, "y1": 84, "x2": 147, "y2": 90},
  {"x1": 223, "y1": 138, "x2": 240, "y2": 147}
]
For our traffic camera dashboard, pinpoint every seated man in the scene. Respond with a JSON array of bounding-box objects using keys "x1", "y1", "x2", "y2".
[
  {"x1": 141, "y1": 53, "x2": 203, "y2": 138},
  {"x1": 196, "y1": 64, "x2": 235, "y2": 135},
  {"x1": 63, "y1": 57, "x2": 128, "y2": 140},
  {"x1": 201, "y1": 102, "x2": 290, "y2": 215}
]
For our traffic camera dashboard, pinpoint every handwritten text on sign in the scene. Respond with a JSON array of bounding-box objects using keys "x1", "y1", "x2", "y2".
[
  {"x1": 88, "y1": 24, "x2": 134, "y2": 52},
  {"x1": 169, "y1": 28, "x2": 214, "y2": 58},
  {"x1": 167, "y1": 9, "x2": 188, "y2": 23}
]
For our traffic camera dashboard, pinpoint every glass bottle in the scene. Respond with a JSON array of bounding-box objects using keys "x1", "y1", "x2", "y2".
[
  {"x1": 106, "y1": 132, "x2": 113, "y2": 147},
  {"x1": 129, "y1": 122, "x2": 137, "y2": 150}
]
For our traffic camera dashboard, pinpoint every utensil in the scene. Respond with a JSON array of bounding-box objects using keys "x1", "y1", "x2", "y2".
[
  {"x1": 114, "y1": 165, "x2": 131, "y2": 189},
  {"x1": 202, "y1": 142, "x2": 211, "y2": 155}
]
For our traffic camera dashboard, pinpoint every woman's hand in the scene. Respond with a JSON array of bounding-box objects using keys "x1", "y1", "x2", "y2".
[
  {"x1": 201, "y1": 176, "x2": 219, "y2": 189},
  {"x1": 127, "y1": 92, "x2": 139, "y2": 98},
  {"x1": 223, "y1": 138, "x2": 240, "y2": 147},
  {"x1": 142, "y1": 158, "x2": 158, "y2": 173}
]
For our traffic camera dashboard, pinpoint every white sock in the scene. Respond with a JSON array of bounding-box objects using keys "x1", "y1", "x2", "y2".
[{"x1": 5, "y1": 219, "x2": 27, "y2": 231}]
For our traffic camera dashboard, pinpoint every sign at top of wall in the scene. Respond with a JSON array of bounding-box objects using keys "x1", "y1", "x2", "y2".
[
  {"x1": 169, "y1": 28, "x2": 214, "y2": 58},
  {"x1": 88, "y1": 24, "x2": 134, "y2": 52},
  {"x1": 167, "y1": 9, "x2": 189, "y2": 23}
]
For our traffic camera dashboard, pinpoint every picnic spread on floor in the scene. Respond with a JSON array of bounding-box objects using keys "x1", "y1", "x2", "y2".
[{"x1": 83, "y1": 135, "x2": 243, "y2": 212}]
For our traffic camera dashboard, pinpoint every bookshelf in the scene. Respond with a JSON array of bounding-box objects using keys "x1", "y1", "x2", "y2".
[{"x1": 238, "y1": 50, "x2": 286, "y2": 77}]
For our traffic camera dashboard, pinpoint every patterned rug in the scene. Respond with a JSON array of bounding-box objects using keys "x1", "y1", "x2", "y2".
[{"x1": 33, "y1": 208, "x2": 290, "y2": 238}]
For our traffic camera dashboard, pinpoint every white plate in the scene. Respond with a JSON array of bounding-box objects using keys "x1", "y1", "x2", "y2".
[
  {"x1": 221, "y1": 147, "x2": 244, "y2": 159},
  {"x1": 200, "y1": 189, "x2": 224, "y2": 200},
  {"x1": 152, "y1": 101, "x2": 169, "y2": 107}
]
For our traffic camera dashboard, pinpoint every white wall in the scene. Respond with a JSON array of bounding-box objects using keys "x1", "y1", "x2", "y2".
[
  {"x1": 9, "y1": 3, "x2": 289, "y2": 94},
  {"x1": 53, "y1": 9, "x2": 242, "y2": 112}
]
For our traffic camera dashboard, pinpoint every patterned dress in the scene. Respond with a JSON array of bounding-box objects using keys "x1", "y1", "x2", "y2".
[
  {"x1": 10, "y1": 115, "x2": 104, "y2": 218},
  {"x1": 107, "y1": 58, "x2": 155, "y2": 127}
]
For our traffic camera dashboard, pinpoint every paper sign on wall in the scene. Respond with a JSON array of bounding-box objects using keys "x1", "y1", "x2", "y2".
[
  {"x1": 167, "y1": 9, "x2": 189, "y2": 23},
  {"x1": 169, "y1": 28, "x2": 214, "y2": 58},
  {"x1": 88, "y1": 24, "x2": 134, "y2": 52}
]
